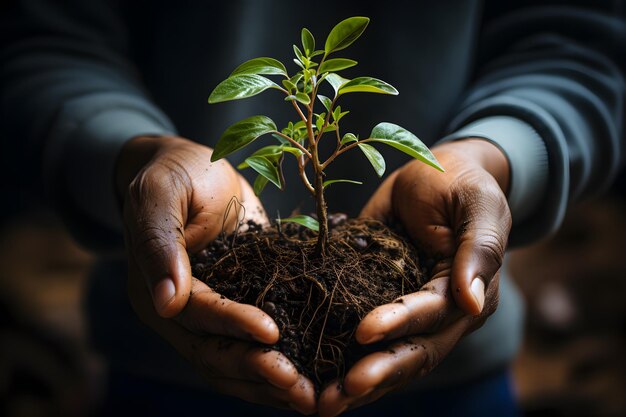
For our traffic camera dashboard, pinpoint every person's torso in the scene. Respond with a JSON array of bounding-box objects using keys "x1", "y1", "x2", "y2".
[{"x1": 124, "y1": 0, "x2": 480, "y2": 216}]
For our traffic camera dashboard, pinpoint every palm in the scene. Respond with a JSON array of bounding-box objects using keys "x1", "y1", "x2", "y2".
[
  {"x1": 318, "y1": 140, "x2": 512, "y2": 417},
  {"x1": 117, "y1": 136, "x2": 316, "y2": 413}
]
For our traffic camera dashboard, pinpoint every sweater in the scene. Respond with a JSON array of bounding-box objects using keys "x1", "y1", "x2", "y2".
[{"x1": 1, "y1": 0, "x2": 624, "y2": 390}]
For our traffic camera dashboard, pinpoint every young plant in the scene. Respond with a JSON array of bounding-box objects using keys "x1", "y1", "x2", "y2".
[{"x1": 208, "y1": 16, "x2": 444, "y2": 256}]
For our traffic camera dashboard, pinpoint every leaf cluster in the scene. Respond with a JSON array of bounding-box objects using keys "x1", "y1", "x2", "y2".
[{"x1": 208, "y1": 17, "x2": 443, "y2": 230}]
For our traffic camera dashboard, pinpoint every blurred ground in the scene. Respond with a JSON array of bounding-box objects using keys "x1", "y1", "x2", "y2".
[
  {"x1": 0, "y1": 195, "x2": 625, "y2": 416},
  {"x1": 0, "y1": 212, "x2": 102, "y2": 416},
  {"x1": 510, "y1": 195, "x2": 626, "y2": 417}
]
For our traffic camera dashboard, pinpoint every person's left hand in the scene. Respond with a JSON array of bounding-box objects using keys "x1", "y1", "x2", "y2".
[{"x1": 318, "y1": 139, "x2": 512, "y2": 417}]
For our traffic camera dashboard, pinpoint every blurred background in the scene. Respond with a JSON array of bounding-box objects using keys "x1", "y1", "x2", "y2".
[{"x1": 0, "y1": 178, "x2": 624, "y2": 417}]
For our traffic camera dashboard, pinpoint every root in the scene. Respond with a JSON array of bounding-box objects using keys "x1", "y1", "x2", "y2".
[{"x1": 192, "y1": 217, "x2": 426, "y2": 385}]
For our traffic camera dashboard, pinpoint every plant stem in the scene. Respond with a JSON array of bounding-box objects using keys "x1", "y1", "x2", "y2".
[
  {"x1": 313, "y1": 162, "x2": 328, "y2": 257},
  {"x1": 306, "y1": 97, "x2": 328, "y2": 256},
  {"x1": 271, "y1": 131, "x2": 312, "y2": 158},
  {"x1": 321, "y1": 138, "x2": 375, "y2": 169},
  {"x1": 297, "y1": 155, "x2": 315, "y2": 195}
]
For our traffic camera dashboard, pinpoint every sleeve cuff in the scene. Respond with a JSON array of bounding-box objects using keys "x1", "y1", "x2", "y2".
[
  {"x1": 441, "y1": 116, "x2": 549, "y2": 224},
  {"x1": 45, "y1": 92, "x2": 176, "y2": 251}
]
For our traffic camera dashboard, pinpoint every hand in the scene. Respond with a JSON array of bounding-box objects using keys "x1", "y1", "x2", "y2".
[
  {"x1": 318, "y1": 139, "x2": 512, "y2": 416},
  {"x1": 116, "y1": 135, "x2": 316, "y2": 414}
]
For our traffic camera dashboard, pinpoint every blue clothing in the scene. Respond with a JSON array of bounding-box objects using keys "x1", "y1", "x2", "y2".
[{"x1": 104, "y1": 367, "x2": 519, "y2": 417}]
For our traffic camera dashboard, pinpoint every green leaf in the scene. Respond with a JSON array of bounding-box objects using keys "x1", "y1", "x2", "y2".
[
  {"x1": 295, "y1": 92, "x2": 311, "y2": 105},
  {"x1": 322, "y1": 123, "x2": 336, "y2": 133},
  {"x1": 369, "y1": 122, "x2": 444, "y2": 171},
  {"x1": 319, "y1": 58, "x2": 358, "y2": 73},
  {"x1": 211, "y1": 115, "x2": 276, "y2": 161},
  {"x1": 272, "y1": 133, "x2": 290, "y2": 144},
  {"x1": 310, "y1": 50, "x2": 325, "y2": 58},
  {"x1": 253, "y1": 174, "x2": 269, "y2": 196},
  {"x1": 332, "y1": 105, "x2": 350, "y2": 122},
  {"x1": 323, "y1": 179, "x2": 363, "y2": 188},
  {"x1": 208, "y1": 75, "x2": 278, "y2": 103},
  {"x1": 293, "y1": 45, "x2": 305, "y2": 62},
  {"x1": 341, "y1": 133, "x2": 358, "y2": 145},
  {"x1": 358, "y1": 143, "x2": 386, "y2": 177},
  {"x1": 338, "y1": 77, "x2": 398, "y2": 95},
  {"x1": 282, "y1": 79, "x2": 297, "y2": 92},
  {"x1": 245, "y1": 155, "x2": 283, "y2": 189},
  {"x1": 324, "y1": 73, "x2": 350, "y2": 95},
  {"x1": 290, "y1": 73, "x2": 303, "y2": 86},
  {"x1": 301, "y1": 28, "x2": 315, "y2": 56},
  {"x1": 230, "y1": 57, "x2": 287, "y2": 77},
  {"x1": 324, "y1": 17, "x2": 370, "y2": 55},
  {"x1": 237, "y1": 145, "x2": 284, "y2": 169},
  {"x1": 278, "y1": 215, "x2": 319, "y2": 232},
  {"x1": 318, "y1": 94, "x2": 332, "y2": 112},
  {"x1": 281, "y1": 146, "x2": 304, "y2": 157},
  {"x1": 315, "y1": 113, "x2": 326, "y2": 131}
]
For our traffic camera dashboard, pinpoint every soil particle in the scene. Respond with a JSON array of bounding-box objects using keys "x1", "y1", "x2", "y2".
[{"x1": 191, "y1": 217, "x2": 428, "y2": 386}]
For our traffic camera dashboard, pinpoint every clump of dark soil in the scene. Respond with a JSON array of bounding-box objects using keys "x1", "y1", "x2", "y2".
[{"x1": 191, "y1": 214, "x2": 428, "y2": 386}]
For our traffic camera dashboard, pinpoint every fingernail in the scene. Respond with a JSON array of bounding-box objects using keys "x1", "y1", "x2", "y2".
[
  {"x1": 153, "y1": 277, "x2": 175, "y2": 312},
  {"x1": 471, "y1": 278, "x2": 485, "y2": 314}
]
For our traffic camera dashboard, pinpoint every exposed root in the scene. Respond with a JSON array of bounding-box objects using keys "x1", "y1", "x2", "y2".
[{"x1": 191, "y1": 216, "x2": 427, "y2": 385}]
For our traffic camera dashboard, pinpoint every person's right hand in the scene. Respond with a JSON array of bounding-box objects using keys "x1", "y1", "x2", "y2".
[{"x1": 115, "y1": 135, "x2": 316, "y2": 414}]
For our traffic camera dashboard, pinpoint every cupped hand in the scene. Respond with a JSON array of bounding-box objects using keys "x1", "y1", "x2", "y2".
[
  {"x1": 116, "y1": 135, "x2": 316, "y2": 414},
  {"x1": 318, "y1": 139, "x2": 512, "y2": 416}
]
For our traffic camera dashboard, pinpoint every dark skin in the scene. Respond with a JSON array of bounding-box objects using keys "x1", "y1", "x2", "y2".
[
  {"x1": 318, "y1": 139, "x2": 511, "y2": 416},
  {"x1": 116, "y1": 136, "x2": 317, "y2": 414},
  {"x1": 116, "y1": 136, "x2": 510, "y2": 416}
]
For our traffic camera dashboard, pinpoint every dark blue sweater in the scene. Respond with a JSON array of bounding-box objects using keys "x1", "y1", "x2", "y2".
[{"x1": 1, "y1": 0, "x2": 624, "y2": 389}]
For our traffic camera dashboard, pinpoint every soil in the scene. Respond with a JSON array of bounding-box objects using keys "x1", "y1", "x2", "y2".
[{"x1": 190, "y1": 214, "x2": 429, "y2": 386}]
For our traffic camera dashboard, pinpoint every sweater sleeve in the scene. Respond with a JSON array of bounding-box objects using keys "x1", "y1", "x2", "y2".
[
  {"x1": 0, "y1": 0, "x2": 176, "y2": 252},
  {"x1": 444, "y1": 3, "x2": 625, "y2": 246}
]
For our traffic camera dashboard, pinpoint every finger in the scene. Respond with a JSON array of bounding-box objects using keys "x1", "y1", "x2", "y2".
[
  {"x1": 319, "y1": 317, "x2": 472, "y2": 417},
  {"x1": 355, "y1": 276, "x2": 458, "y2": 344},
  {"x1": 348, "y1": 318, "x2": 470, "y2": 396},
  {"x1": 127, "y1": 258, "x2": 296, "y2": 388},
  {"x1": 123, "y1": 162, "x2": 193, "y2": 317},
  {"x1": 211, "y1": 374, "x2": 317, "y2": 414},
  {"x1": 175, "y1": 278, "x2": 279, "y2": 344},
  {"x1": 450, "y1": 183, "x2": 511, "y2": 316},
  {"x1": 192, "y1": 342, "x2": 300, "y2": 390}
]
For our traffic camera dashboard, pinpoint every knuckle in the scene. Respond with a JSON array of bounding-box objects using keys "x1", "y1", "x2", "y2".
[
  {"x1": 474, "y1": 234, "x2": 506, "y2": 269},
  {"x1": 132, "y1": 224, "x2": 172, "y2": 262},
  {"x1": 421, "y1": 343, "x2": 444, "y2": 376}
]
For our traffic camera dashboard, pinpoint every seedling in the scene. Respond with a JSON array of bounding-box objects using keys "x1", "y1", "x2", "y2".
[{"x1": 209, "y1": 16, "x2": 443, "y2": 256}]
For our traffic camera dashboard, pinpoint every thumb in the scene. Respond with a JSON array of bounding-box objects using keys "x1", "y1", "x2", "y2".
[
  {"x1": 123, "y1": 163, "x2": 192, "y2": 318},
  {"x1": 450, "y1": 183, "x2": 511, "y2": 316}
]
